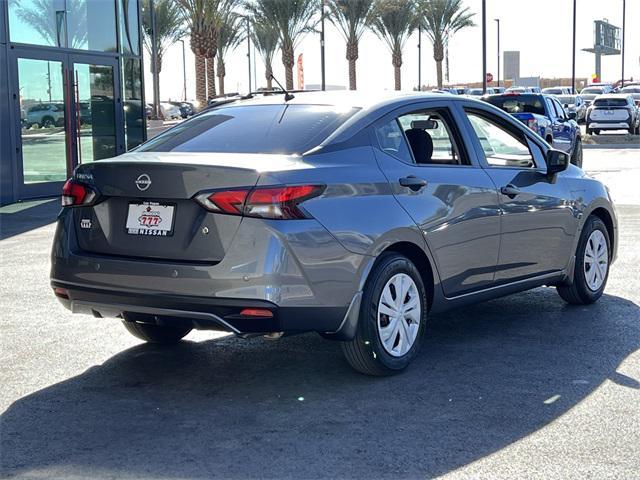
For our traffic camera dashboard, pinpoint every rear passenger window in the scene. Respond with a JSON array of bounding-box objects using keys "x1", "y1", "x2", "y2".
[
  {"x1": 374, "y1": 109, "x2": 466, "y2": 166},
  {"x1": 374, "y1": 118, "x2": 413, "y2": 164},
  {"x1": 466, "y1": 112, "x2": 536, "y2": 168}
]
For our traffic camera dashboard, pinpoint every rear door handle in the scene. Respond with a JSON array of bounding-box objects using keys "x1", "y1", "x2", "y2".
[
  {"x1": 500, "y1": 184, "x2": 521, "y2": 197},
  {"x1": 399, "y1": 176, "x2": 428, "y2": 191}
]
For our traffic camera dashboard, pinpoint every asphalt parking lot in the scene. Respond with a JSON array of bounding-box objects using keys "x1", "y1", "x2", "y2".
[{"x1": 1, "y1": 148, "x2": 639, "y2": 479}]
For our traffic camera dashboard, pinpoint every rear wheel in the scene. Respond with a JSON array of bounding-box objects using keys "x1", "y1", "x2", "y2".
[
  {"x1": 571, "y1": 137, "x2": 583, "y2": 167},
  {"x1": 341, "y1": 253, "x2": 428, "y2": 376},
  {"x1": 557, "y1": 215, "x2": 610, "y2": 305},
  {"x1": 122, "y1": 321, "x2": 191, "y2": 344}
]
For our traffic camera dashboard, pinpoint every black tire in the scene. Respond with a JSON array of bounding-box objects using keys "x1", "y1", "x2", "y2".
[
  {"x1": 41, "y1": 116, "x2": 54, "y2": 128},
  {"x1": 341, "y1": 253, "x2": 428, "y2": 376},
  {"x1": 545, "y1": 135, "x2": 553, "y2": 146},
  {"x1": 593, "y1": 129, "x2": 601, "y2": 135},
  {"x1": 122, "y1": 321, "x2": 191, "y2": 344},
  {"x1": 557, "y1": 215, "x2": 611, "y2": 305},
  {"x1": 571, "y1": 137, "x2": 583, "y2": 168},
  {"x1": 586, "y1": 128, "x2": 592, "y2": 135}
]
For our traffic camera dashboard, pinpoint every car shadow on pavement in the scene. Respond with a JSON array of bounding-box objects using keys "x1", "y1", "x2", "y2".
[
  {"x1": 1, "y1": 288, "x2": 639, "y2": 479},
  {"x1": 0, "y1": 199, "x2": 59, "y2": 240}
]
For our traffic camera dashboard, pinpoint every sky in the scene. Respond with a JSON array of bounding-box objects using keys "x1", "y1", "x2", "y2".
[{"x1": 146, "y1": 0, "x2": 640, "y2": 102}]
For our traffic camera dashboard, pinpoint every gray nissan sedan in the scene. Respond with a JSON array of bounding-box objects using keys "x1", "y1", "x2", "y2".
[{"x1": 51, "y1": 92, "x2": 617, "y2": 375}]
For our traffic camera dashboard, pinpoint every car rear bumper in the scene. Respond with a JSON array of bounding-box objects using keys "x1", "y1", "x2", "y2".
[
  {"x1": 51, "y1": 282, "x2": 350, "y2": 336},
  {"x1": 588, "y1": 121, "x2": 631, "y2": 130},
  {"x1": 50, "y1": 208, "x2": 367, "y2": 337}
]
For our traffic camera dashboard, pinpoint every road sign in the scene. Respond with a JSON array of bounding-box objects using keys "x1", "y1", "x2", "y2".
[{"x1": 486, "y1": 72, "x2": 494, "y2": 83}]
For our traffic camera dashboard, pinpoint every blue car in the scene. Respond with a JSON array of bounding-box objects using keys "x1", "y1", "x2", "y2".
[{"x1": 482, "y1": 93, "x2": 582, "y2": 167}]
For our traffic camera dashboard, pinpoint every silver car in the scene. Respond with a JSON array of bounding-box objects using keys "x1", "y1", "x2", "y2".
[{"x1": 51, "y1": 92, "x2": 618, "y2": 375}]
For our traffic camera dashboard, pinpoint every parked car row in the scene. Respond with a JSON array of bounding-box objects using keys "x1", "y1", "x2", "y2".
[{"x1": 146, "y1": 101, "x2": 197, "y2": 120}]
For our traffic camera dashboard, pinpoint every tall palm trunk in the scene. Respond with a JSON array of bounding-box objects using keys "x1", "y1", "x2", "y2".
[
  {"x1": 346, "y1": 40, "x2": 358, "y2": 90},
  {"x1": 434, "y1": 40, "x2": 444, "y2": 88},
  {"x1": 206, "y1": 57, "x2": 216, "y2": 98},
  {"x1": 265, "y1": 61, "x2": 273, "y2": 89},
  {"x1": 282, "y1": 41, "x2": 295, "y2": 90},
  {"x1": 195, "y1": 55, "x2": 207, "y2": 103},
  {"x1": 217, "y1": 56, "x2": 226, "y2": 95},
  {"x1": 392, "y1": 50, "x2": 402, "y2": 90}
]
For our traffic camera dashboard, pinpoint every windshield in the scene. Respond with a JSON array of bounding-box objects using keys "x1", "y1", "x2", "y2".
[
  {"x1": 581, "y1": 87, "x2": 604, "y2": 95},
  {"x1": 484, "y1": 94, "x2": 546, "y2": 115},
  {"x1": 137, "y1": 104, "x2": 359, "y2": 155},
  {"x1": 557, "y1": 95, "x2": 576, "y2": 104},
  {"x1": 593, "y1": 98, "x2": 628, "y2": 107}
]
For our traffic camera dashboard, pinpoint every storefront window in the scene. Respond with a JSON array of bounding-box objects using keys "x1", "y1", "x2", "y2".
[
  {"x1": 8, "y1": 0, "x2": 67, "y2": 47},
  {"x1": 119, "y1": 0, "x2": 140, "y2": 55},
  {"x1": 122, "y1": 57, "x2": 145, "y2": 150},
  {"x1": 67, "y1": 0, "x2": 117, "y2": 52}
]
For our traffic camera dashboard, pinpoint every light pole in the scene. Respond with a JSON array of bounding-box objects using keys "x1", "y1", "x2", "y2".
[
  {"x1": 572, "y1": 0, "x2": 576, "y2": 93},
  {"x1": 246, "y1": 17, "x2": 252, "y2": 92},
  {"x1": 320, "y1": 0, "x2": 326, "y2": 91},
  {"x1": 418, "y1": 24, "x2": 422, "y2": 91},
  {"x1": 621, "y1": 0, "x2": 626, "y2": 88},
  {"x1": 494, "y1": 18, "x2": 500, "y2": 88},
  {"x1": 179, "y1": 39, "x2": 187, "y2": 101},
  {"x1": 482, "y1": 0, "x2": 487, "y2": 93}
]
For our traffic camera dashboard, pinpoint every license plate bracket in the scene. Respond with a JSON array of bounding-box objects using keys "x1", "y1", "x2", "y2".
[{"x1": 126, "y1": 202, "x2": 175, "y2": 236}]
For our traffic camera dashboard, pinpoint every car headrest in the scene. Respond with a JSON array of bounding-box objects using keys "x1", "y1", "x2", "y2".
[{"x1": 405, "y1": 129, "x2": 434, "y2": 164}]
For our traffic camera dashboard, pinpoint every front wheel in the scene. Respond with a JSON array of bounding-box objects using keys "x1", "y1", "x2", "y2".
[
  {"x1": 122, "y1": 321, "x2": 191, "y2": 344},
  {"x1": 341, "y1": 253, "x2": 428, "y2": 376},
  {"x1": 571, "y1": 137, "x2": 583, "y2": 168},
  {"x1": 557, "y1": 215, "x2": 611, "y2": 305}
]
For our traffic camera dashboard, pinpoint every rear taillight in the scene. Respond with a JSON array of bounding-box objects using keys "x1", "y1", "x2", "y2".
[
  {"x1": 194, "y1": 185, "x2": 324, "y2": 220},
  {"x1": 526, "y1": 119, "x2": 538, "y2": 131},
  {"x1": 61, "y1": 179, "x2": 97, "y2": 207}
]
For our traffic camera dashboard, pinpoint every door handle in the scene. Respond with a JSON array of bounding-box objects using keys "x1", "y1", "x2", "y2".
[
  {"x1": 500, "y1": 184, "x2": 521, "y2": 197},
  {"x1": 399, "y1": 176, "x2": 428, "y2": 191}
]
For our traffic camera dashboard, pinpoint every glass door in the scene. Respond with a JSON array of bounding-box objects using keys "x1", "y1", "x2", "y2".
[
  {"x1": 14, "y1": 54, "x2": 70, "y2": 191},
  {"x1": 10, "y1": 49, "x2": 124, "y2": 199},
  {"x1": 69, "y1": 55, "x2": 123, "y2": 165}
]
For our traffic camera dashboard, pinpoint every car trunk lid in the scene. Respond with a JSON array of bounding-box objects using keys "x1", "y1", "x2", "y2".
[{"x1": 71, "y1": 152, "x2": 305, "y2": 263}]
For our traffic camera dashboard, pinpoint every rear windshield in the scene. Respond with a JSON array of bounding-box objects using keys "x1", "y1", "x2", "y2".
[
  {"x1": 484, "y1": 94, "x2": 546, "y2": 115},
  {"x1": 621, "y1": 87, "x2": 640, "y2": 94},
  {"x1": 593, "y1": 98, "x2": 628, "y2": 107},
  {"x1": 581, "y1": 87, "x2": 604, "y2": 94},
  {"x1": 137, "y1": 104, "x2": 359, "y2": 155},
  {"x1": 557, "y1": 95, "x2": 575, "y2": 104}
]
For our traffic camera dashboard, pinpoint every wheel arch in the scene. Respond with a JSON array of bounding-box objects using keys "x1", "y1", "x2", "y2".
[{"x1": 589, "y1": 206, "x2": 616, "y2": 260}]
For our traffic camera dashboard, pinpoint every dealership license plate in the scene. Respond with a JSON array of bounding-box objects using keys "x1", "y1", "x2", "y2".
[{"x1": 126, "y1": 202, "x2": 175, "y2": 236}]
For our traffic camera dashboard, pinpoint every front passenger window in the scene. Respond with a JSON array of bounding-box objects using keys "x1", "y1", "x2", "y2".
[{"x1": 466, "y1": 112, "x2": 536, "y2": 168}]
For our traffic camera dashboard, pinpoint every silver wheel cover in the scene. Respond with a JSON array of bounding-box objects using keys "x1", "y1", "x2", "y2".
[
  {"x1": 377, "y1": 273, "x2": 421, "y2": 357},
  {"x1": 584, "y1": 230, "x2": 608, "y2": 291}
]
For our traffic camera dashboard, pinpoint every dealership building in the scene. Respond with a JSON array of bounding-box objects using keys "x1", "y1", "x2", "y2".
[{"x1": 0, "y1": 0, "x2": 146, "y2": 205}]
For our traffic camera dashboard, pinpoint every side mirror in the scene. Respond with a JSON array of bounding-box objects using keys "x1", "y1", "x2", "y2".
[{"x1": 546, "y1": 149, "x2": 570, "y2": 176}]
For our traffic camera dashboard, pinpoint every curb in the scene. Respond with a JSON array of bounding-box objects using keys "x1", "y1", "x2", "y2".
[{"x1": 583, "y1": 143, "x2": 640, "y2": 149}]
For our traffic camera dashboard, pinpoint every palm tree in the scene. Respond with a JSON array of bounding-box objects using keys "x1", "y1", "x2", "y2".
[
  {"x1": 418, "y1": 0, "x2": 475, "y2": 88},
  {"x1": 245, "y1": 0, "x2": 318, "y2": 90},
  {"x1": 326, "y1": 0, "x2": 374, "y2": 90},
  {"x1": 250, "y1": 16, "x2": 279, "y2": 90},
  {"x1": 142, "y1": 0, "x2": 187, "y2": 75},
  {"x1": 216, "y1": 12, "x2": 246, "y2": 95},
  {"x1": 369, "y1": 0, "x2": 417, "y2": 90},
  {"x1": 177, "y1": 0, "x2": 216, "y2": 102}
]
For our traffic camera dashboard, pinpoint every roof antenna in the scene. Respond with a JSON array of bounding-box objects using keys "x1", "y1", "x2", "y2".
[{"x1": 270, "y1": 74, "x2": 295, "y2": 101}]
